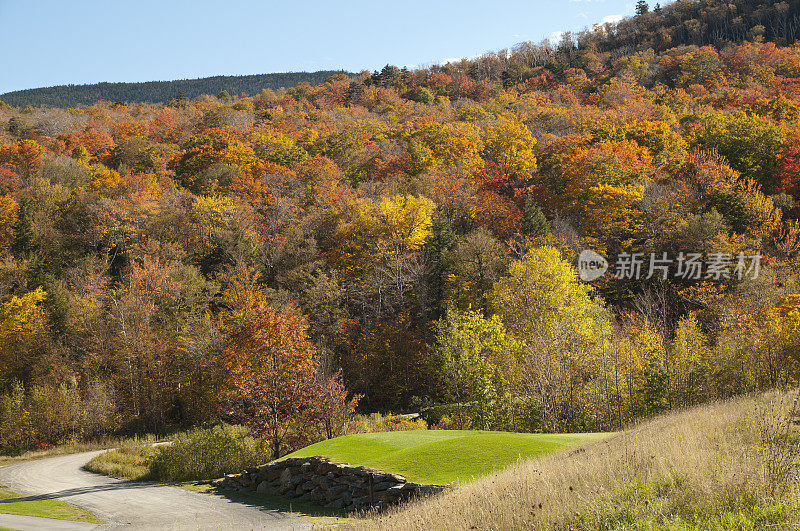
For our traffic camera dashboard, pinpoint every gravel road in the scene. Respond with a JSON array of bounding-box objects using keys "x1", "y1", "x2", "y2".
[{"x1": 0, "y1": 450, "x2": 310, "y2": 530}]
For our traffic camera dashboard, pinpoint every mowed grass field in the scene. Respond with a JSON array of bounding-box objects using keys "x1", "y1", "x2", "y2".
[{"x1": 283, "y1": 430, "x2": 607, "y2": 485}]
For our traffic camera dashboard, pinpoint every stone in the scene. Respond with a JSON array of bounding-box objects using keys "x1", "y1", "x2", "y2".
[
  {"x1": 352, "y1": 495, "x2": 371, "y2": 508},
  {"x1": 324, "y1": 498, "x2": 347, "y2": 509},
  {"x1": 255, "y1": 480, "x2": 276, "y2": 495},
  {"x1": 278, "y1": 467, "x2": 293, "y2": 487},
  {"x1": 208, "y1": 455, "x2": 445, "y2": 513},
  {"x1": 418, "y1": 484, "x2": 447, "y2": 496},
  {"x1": 372, "y1": 480, "x2": 400, "y2": 491},
  {"x1": 381, "y1": 484, "x2": 405, "y2": 498},
  {"x1": 297, "y1": 480, "x2": 317, "y2": 493}
]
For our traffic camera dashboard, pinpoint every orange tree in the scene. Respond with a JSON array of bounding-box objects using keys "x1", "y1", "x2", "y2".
[{"x1": 218, "y1": 267, "x2": 357, "y2": 458}]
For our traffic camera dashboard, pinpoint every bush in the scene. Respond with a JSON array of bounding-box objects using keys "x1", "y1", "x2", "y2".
[
  {"x1": 345, "y1": 413, "x2": 428, "y2": 434},
  {"x1": 420, "y1": 398, "x2": 541, "y2": 432},
  {"x1": 148, "y1": 424, "x2": 269, "y2": 482},
  {"x1": 0, "y1": 381, "x2": 118, "y2": 455},
  {"x1": 84, "y1": 440, "x2": 158, "y2": 480}
]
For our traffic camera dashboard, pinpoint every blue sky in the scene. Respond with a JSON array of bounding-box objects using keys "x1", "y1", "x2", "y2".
[{"x1": 0, "y1": 0, "x2": 639, "y2": 94}]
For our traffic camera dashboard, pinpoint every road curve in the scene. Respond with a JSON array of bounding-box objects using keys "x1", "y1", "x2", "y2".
[{"x1": 0, "y1": 450, "x2": 309, "y2": 530}]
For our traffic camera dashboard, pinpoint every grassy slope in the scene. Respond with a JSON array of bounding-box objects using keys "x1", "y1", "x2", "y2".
[
  {"x1": 284, "y1": 430, "x2": 606, "y2": 485},
  {"x1": 84, "y1": 446, "x2": 155, "y2": 481},
  {"x1": 0, "y1": 486, "x2": 102, "y2": 523},
  {"x1": 345, "y1": 391, "x2": 800, "y2": 530}
]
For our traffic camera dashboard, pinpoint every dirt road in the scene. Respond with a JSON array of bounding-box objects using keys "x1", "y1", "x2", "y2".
[{"x1": 0, "y1": 450, "x2": 309, "y2": 530}]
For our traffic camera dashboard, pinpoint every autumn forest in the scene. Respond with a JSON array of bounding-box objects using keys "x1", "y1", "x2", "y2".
[{"x1": 1, "y1": 0, "x2": 800, "y2": 458}]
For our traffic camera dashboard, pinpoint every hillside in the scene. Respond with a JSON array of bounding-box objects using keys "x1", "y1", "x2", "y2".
[
  {"x1": 585, "y1": 0, "x2": 800, "y2": 54},
  {"x1": 0, "y1": 0, "x2": 800, "y2": 466},
  {"x1": 349, "y1": 391, "x2": 800, "y2": 529},
  {"x1": 0, "y1": 70, "x2": 351, "y2": 107},
  {"x1": 283, "y1": 431, "x2": 606, "y2": 485}
]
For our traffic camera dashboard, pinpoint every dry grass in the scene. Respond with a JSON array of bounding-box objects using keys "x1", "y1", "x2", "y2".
[
  {"x1": 346, "y1": 390, "x2": 800, "y2": 530},
  {"x1": 83, "y1": 444, "x2": 158, "y2": 480},
  {"x1": 0, "y1": 434, "x2": 163, "y2": 467}
]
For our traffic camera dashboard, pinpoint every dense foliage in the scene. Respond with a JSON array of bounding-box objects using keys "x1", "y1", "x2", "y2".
[
  {"x1": 0, "y1": 71, "x2": 351, "y2": 108},
  {"x1": 2, "y1": 0, "x2": 800, "y2": 453}
]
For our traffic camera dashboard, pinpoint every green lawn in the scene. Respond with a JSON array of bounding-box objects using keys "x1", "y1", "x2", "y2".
[
  {"x1": 0, "y1": 486, "x2": 102, "y2": 524},
  {"x1": 284, "y1": 430, "x2": 607, "y2": 485}
]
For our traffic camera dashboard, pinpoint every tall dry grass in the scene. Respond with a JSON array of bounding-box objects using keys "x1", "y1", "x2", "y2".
[{"x1": 347, "y1": 390, "x2": 800, "y2": 529}]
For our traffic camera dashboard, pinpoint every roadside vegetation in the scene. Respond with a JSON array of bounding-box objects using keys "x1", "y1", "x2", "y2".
[
  {"x1": 86, "y1": 415, "x2": 428, "y2": 482},
  {"x1": 347, "y1": 390, "x2": 800, "y2": 529},
  {"x1": 0, "y1": 433, "x2": 166, "y2": 467},
  {"x1": 0, "y1": 485, "x2": 102, "y2": 524},
  {"x1": 85, "y1": 424, "x2": 271, "y2": 482}
]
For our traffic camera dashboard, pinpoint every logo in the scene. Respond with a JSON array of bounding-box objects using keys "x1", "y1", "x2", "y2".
[{"x1": 578, "y1": 250, "x2": 608, "y2": 281}]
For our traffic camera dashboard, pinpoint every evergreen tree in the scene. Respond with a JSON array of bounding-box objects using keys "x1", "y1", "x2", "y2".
[
  {"x1": 424, "y1": 214, "x2": 456, "y2": 320},
  {"x1": 11, "y1": 198, "x2": 36, "y2": 256},
  {"x1": 636, "y1": 0, "x2": 649, "y2": 16},
  {"x1": 521, "y1": 198, "x2": 550, "y2": 237}
]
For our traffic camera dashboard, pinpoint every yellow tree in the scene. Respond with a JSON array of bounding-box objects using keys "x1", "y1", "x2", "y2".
[
  {"x1": 415, "y1": 122, "x2": 483, "y2": 176},
  {"x1": 668, "y1": 314, "x2": 711, "y2": 407},
  {"x1": 432, "y1": 307, "x2": 524, "y2": 429},
  {"x1": 0, "y1": 195, "x2": 18, "y2": 254},
  {"x1": 0, "y1": 288, "x2": 48, "y2": 387},
  {"x1": 581, "y1": 183, "x2": 645, "y2": 243},
  {"x1": 482, "y1": 115, "x2": 537, "y2": 175},
  {"x1": 329, "y1": 194, "x2": 434, "y2": 279},
  {"x1": 612, "y1": 316, "x2": 668, "y2": 422},
  {"x1": 491, "y1": 246, "x2": 610, "y2": 431}
]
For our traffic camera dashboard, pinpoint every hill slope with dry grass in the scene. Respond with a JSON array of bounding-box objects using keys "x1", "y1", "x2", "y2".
[{"x1": 348, "y1": 390, "x2": 800, "y2": 530}]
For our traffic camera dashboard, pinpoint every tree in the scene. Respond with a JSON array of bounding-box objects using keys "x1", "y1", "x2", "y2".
[
  {"x1": 492, "y1": 246, "x2": 611, "y2": 431},
  {"x1": 636, "y1": 0, "x2": 649, "y2": 16},
  {"x1": 218, "y1": 266, "x2": 354, "y2": 457},
  {"x1": 0, "y1": 288, "x2": 48, "y2": 388},
  {"x1": 668, "y1": 314, "x2": 711, "y2": 407},
  {"x1": 0, "y1": 195, "x2": 19, "y2": 254},
  {"x1": 432, "y1": 307, "x2": 524, "y2": 429},
  {"x1": 328, "y1": 194, "x2": 435, "y2": 311},
  {"x1": 416, "y1": 122, "x2": 483, "y2": 176},
  {"x1": 696, "y1": 112, "x2": 785, "y2": 192},
  {"x1": 0, "y1": 140, "x2": 44, "y2": 183},
  {"x1": 305, "y1": 372, "x2": 360, "y2": 440},
  {"x1": 109, "y1": 256, "x2": 182, "y2": 425},
  {"x1": 446, "y1": 228, "x2": 507, "y2": 316},
  {"x1": 521, "y1": 197, "x2": 549, "y2": 237},
  {"x1": 556, "y1": 140, "x2": 652, "y2": 215},
  {"x1": 218, "y1": 267, "x2": 316, "y2": 458},
  {"x1": 481, "y1": 116, "x2": 537, "y2": 175}
]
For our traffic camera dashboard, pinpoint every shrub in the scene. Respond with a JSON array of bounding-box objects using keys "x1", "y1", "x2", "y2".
[
  {"x1": 84, "y1": 441, "x2": 158, "y2": 480},
  {"x1": 148, "y1": 424, "x2": 269, "y2": 482},
  {"x1": 345, "y1": 413, "x2": 428, "y2": 434},
  {"x1": 0, "y1": 381, "x2": 117, "y2": 455}
]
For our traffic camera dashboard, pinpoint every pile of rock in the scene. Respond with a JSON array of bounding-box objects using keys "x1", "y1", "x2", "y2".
[{"x1": 211, "y1": 456, "x2": 447, "y2": 512}]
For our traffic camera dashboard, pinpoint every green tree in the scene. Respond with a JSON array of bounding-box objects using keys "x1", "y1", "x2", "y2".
[
  {"x1": 521, "y1": 198, "x2": 550, "y2": 237},
  {"x1": 432, "y1": 307, "x2": 523, "y2": 429},
  {"x1": 697, "y1": 112, "x2": 785, "y2": 192}
]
